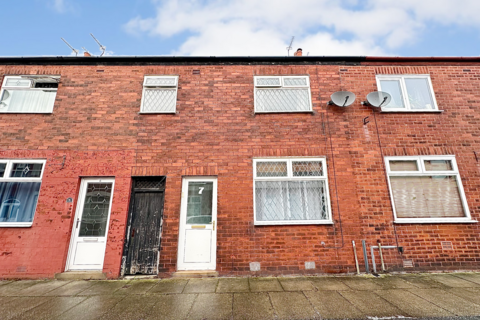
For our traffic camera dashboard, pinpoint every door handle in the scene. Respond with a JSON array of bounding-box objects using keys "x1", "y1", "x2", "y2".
[
  {"x1": 76, "y1": 218, "x2": 80, "y2": 228},
  {"x1": 131, "y1": 228, "x2": 135, "y2": 238},
  {"x1": 213, "y1": 221, "x2": 215, "y2": 231}
]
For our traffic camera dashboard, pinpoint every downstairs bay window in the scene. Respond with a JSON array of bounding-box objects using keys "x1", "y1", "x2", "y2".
[
  {"x1": 253, "y1": 158, "x2": 332, "y2": 225},
  {"x1": 0, "y1": 160, "x2": 45, "y2": 227},
  {"x1": 385, "y1": 156, "x2": 473, "y2": 223}
]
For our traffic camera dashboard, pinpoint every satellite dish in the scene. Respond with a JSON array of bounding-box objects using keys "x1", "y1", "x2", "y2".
[
  {"x1": 329, "y1": 91, "x2": 356, "y2": 107},
  {"x1": 364, "y1": 91, "x2": 391, "y2": 108},
  {"x1": 1, "y1": 90, "x2": 10, "y2": 102}
]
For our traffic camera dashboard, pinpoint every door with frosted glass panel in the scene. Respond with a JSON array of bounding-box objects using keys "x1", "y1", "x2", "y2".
[
  {"x1": 66, "y1": 178, "x2": 115, "y2": 271},
  {"x1": 177, "y1": 177, "x2": 217, "y2": 271}
]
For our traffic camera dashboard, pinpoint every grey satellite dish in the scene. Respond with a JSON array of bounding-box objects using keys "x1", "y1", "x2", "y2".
[
  {"x1": 0, "y1": 90, "x2": 9, "y2": 102},
  {"x1": 329, "y1": 91, "x2": 356, "y2": 107},
  {"x1": 364, "y1": 91, "x2": 391, "y2": 108}
]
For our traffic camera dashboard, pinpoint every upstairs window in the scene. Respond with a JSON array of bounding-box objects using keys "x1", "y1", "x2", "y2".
[
  {"x1": 376, "y1": 75, "x2": 439, "y2": 111},
  {"x1": 140, "y1": 75, "x2": 178, "y2": 113},
  {"x1": 253, "y1": 158, "x2": 332, "y2": 225},
  {"x1": 0, "y1": 160, "x2": 46, "y2": 227},
  {"x1": 0, "y1": 76, "x2": 59, "y2": 113},
  {"x1": 254, "y1": 76, "x2": 312, "y2": 113},
  {"x1": 386, "y1": 156, "x2": 472, "y2": 223}
]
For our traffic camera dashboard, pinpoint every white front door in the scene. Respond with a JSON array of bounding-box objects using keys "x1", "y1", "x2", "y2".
[
  {"x1": 177, "y1": 177, "x2": 217, "y2": 271},
  {"x1": 66, "y1": 178, "x2": 115, "y2": 271}
]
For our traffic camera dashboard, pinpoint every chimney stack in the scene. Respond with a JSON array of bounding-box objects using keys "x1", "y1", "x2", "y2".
[
  {"x1": 84, "y1": 51, "x2": 92, "y2": 57},
  {"x1": 294, "y1": 48, "x2": 303, "y2": 57}
]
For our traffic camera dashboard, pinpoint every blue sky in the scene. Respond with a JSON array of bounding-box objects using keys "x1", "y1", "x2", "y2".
[{"x1": 2, "y1": 0, "x2": 480, "y2": 57}]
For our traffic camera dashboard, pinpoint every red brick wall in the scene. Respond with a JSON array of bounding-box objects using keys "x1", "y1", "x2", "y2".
[{"x1": 0, "y1": 62, "x2": 479, "y2": 279}]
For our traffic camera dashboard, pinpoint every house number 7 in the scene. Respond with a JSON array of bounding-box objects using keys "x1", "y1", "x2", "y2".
[{"x1": 198, "y1": 187, "x2": 204, "y2": 194}]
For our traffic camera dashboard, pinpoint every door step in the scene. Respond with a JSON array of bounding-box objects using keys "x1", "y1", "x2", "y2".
[
  {"x1": 55, "y1": 271, "x2": 107, "y2": 280},
  {"x1": 172, "y1": 271, "x2": 219, "y2": 278}
]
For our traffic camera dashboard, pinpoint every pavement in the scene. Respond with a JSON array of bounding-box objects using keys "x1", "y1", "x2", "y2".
[{"x1": 2, "y1": 273, "x2": 480, "y2": 319}]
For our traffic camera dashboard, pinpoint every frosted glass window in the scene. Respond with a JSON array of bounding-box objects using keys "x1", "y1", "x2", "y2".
[
  {"x1": 141, "y1": 76, "x2": 178, "y2": 113},
  {"x1": 186, "y1": 182, "x2": 213, "y2": 224},
  {"x1": 379, "y1": 80, "x2": 404, "y2": 109},
  {"x1": 405, "y1": 78, "x2": 435, "y2": 110},
  {"x1": 424, "y1": 160, "x2": 453, "y2": 171},
  {"x1": 389, "y1": 161, "x2": 418, "y2": 171}
]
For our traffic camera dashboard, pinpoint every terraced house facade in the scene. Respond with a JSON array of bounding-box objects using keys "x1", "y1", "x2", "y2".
[{"x1": 0, "y1": 55, "x2": 479, "y2": 279}]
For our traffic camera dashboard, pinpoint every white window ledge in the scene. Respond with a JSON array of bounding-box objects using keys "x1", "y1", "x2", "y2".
[
  {"x1": 394, "y1": 219, "x2": 477, "y2": 224},
  {"x1": 255, "y1": 220, "x2": 333, "y2": 226},
  {"x1": 0, "y1": 222, "x2": 33, "y2": 227},
  {"x1": 255, "y1": 110, "x2": 314, "y2": 114},
  {"x1": 381, "y1": 109, "x2": 444, "y2": 113}
]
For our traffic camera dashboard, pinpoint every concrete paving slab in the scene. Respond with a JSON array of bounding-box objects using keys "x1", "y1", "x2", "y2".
[
  {"x1": 145, "y1": 293, "x2": 196, "y2": 320},
  {"x1": 233, "y1": 293, "x2": 275, "y2": 320},
  {"x1": 11, "y1": 296, "x2": 86, "y2": 320},
  {"x1": 278, "y1": 278, "x2": 315, "y2": 291},
  {"x1": 446, "y1": 287, "x2": 480, "y2": 305},
  {"x1": 113, "y1": 280, "x2": 158, "y2": 295},
  {"x1": 340, "y1": 290, "x2": 407, "y2": 317},
  {"x1": 249, "y1": 277, "x2": 283, "y2": 292},
  {"x1": 187, "y1": 293, "x2": 233, "y2": 320},
  {"x1": 429, "y1": 274, "x2": 480, "y2": 288},
  {"x1": 452, "y1": 273, "x2": 480, "y2": 285},
  {"x1": 97, "y1": 294, "x2": 158, "y2": 320},
  {"x1": 371, "y1": 275, "x2": 418, "y2": 289},
  {"x1": 183, "y1": 278, "x2": 219, "y2": 293},
  {"x1": 377, "y1": 289, "x2": 455, "y2": 318},
  {"x1": 409, "y1": 288, "x2": 480, "y2": 316},
  {"x1": 217, "y1": 278, "x2": 249, "y2": 293},
  {"x1": 0, "y1": 297, "x2": 51, "y2": 320},
  {"x1": 148, "y1": 278, "x2": 188, "y2": 294},
  {"x1": 0, "y1": 280, "x2": 43, "y2": 296},
  {"x1": 340, "y1": 277, "x2": 383, "y2": 291},
  {"x1": 55, "y1": 295, "x2": 126, "y2": 320},
  {"x1": 397, "y1": 274, "x2": 450, "y2": 288},
  {"x1": 0, "y1": 281, "x2": 13, "y2": 286},
  {"x1": 269, "y1": 291, "x2": 319, "y2": 319},
  {"x1": 77, "y1": 280, "x2": 130, "y2": 296},
  {"x1": 308, "y1": 277, "x2": 351, "y2": 291},
  {"x1": 44, "y1": 280, "x2": 96, "y2": 296},
  {"x1": 16, "y1": 280, "x2": 72, "y2": 296},
  {"x1": 305, "y1": 290, "x2": 366, "y2": 319}
]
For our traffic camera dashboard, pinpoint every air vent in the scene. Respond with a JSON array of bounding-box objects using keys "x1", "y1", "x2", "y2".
[
  {"x1": 193, "y1": 70, "x2": 200, "y2": 75},
  {"x1": 441, "y1": 241, "x2": 453, "y2": 251},
  {"x1": 34, "y1": 82, "x2": 58, "y2": 89},
  {"x1": 402, "y1": 260, "x2": 414, "y2": 268}
]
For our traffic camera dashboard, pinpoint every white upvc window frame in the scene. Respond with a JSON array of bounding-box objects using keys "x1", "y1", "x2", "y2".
[
  {"x1": 140, "y1": 75, "x2": 179, "y2": 114},
  {"x1": 0, "y1": 75, "x2": 60, "y2": 114},
  {"x1": 254, "y1": 75, "x2": 313, "y2": 113},
  {"x1": 376, "y1": 74, "x2": 440, "y2": 112},
  {"x1": 385, "y1": 155, "x2": 474, "y2": 224},
  {"x1": 0, "y1": 159, "x2": 46, "y2": 227},
  {"x1": 253, "y1": 157, "x2": 333, "y2": 225}
]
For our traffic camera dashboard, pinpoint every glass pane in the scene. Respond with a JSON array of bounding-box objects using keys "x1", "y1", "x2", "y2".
[
  {"x1": 0, "y1": 182, "x2": 41, "y2": 222},
  {"x1": 144, "y1": 77, "x2": 176, "y2": 86},
  {"x1": 390, "y1": 176, "x2": 465, "y2": 218},
  {"x1": 0, "y1": 90, "x2": 56, "y2": 113},
  {"x1": 405, "y1": 78, "x2": 435, "y2": 110},
  {"x1": 255, "y1": 88, "x2": 311, "y2": 112},
  {"x1": 0, "y1": 163, "x2": 6, "y2": 177},
  {"x1": 424, "y1": 160, "x2": 453, "y2": 171},
  {"x1": 142, "y1": 89, "x2": 176, "y2": 112},
  {"x1": 186, "y1": 182, "x2": 213, "y2": 224},
  {"x1": 5, "y1": 78, "x2": 31, "y2": 87},
  {"x1": 10, "y1": 163, "x2": 43, "y2": 178},
  {"x1": 389, "y1": 160, "x2": 418, "y2": 171},
  {"x1": 292, "y1": 161, "x2": 323, "y2": 176},
  {"x1": 256, "y1": 77, "x2": 281, "y2": 86},
  {"x1": 255, "y1": 180, "x2": 327, "y2": 221},
  {"x1": 256, "y1": 161, "x2": 288, "y2": 177},
  {"x1": 380, "y1": 80, "x2": 405, "y2": 108},
  {"x1": 79, "y1": 183, "x2": 113, "y2": 237},
  {"x1": 283, "y1": 77, "x2": 307, "y2": 86}
]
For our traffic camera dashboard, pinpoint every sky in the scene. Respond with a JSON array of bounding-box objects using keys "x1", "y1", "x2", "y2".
[{"x1": 2, "y1": 0, "x2": 480, "y2": 57}]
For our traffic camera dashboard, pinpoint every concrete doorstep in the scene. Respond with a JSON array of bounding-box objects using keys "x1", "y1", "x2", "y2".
[{"x1": 1, "y1": 273, "x2": 480, "y2": 319}]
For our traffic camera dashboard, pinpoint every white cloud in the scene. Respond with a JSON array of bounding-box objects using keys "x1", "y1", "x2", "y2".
[
  {"x1": 124, "y1": 0, "x2": 480, "y2": 56},
  {"x1": 50, "y1": 0, "x2": 75, "y2": 13}
]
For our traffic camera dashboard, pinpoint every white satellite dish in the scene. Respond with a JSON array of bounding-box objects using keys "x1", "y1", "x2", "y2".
[
  {"x1": 364, "y1": 91, "x2": 391, "y2": 108},
  {"x1": 329, "y1": 91, "x2": 356, "y2": 107}
]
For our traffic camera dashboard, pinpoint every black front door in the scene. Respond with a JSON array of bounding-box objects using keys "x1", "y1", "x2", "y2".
[{"x1": 123, "y1": 177, "x2": 165, "y2": 275}]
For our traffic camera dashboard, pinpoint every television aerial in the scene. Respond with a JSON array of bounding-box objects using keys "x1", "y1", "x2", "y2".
[
  {"x1": 286, "y1": 36, "x2": 294, "y2": 56},
  {"x1": 90, "y1": 33, "x2": 106, "y2": 56},
  {"x1": 60, "y1": 38, "x2": 79, "y2": 56},
  {"x1": 362, "y1": 91, "x2": 392, "y2": 108},
  {"x1": 328, "y1": 91, "x2": 356, "y2": 107}
]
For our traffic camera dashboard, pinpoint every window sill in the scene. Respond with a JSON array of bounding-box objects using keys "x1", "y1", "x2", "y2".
[
  {"x1": 254, "y1": 110, "x2": 314, "y2": 114},
  {"x1": 394, "y1": 218, "x2": 477, "y2": 224},
  {"x1": 0, "y1": 112, "x2": 53, "y2": 114},
  {"x1": 138, "y1": 111, "x2": 176, "y2": 114},
  {"x1": 255, "y1": 220, "x2": 333, "y2": 226},
  {"x1": 380, "y1": 109, "x2": 444, "y2": 113},
  {"x1": 0, "y1": 222, "x2": 33, "y2": 227}
]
